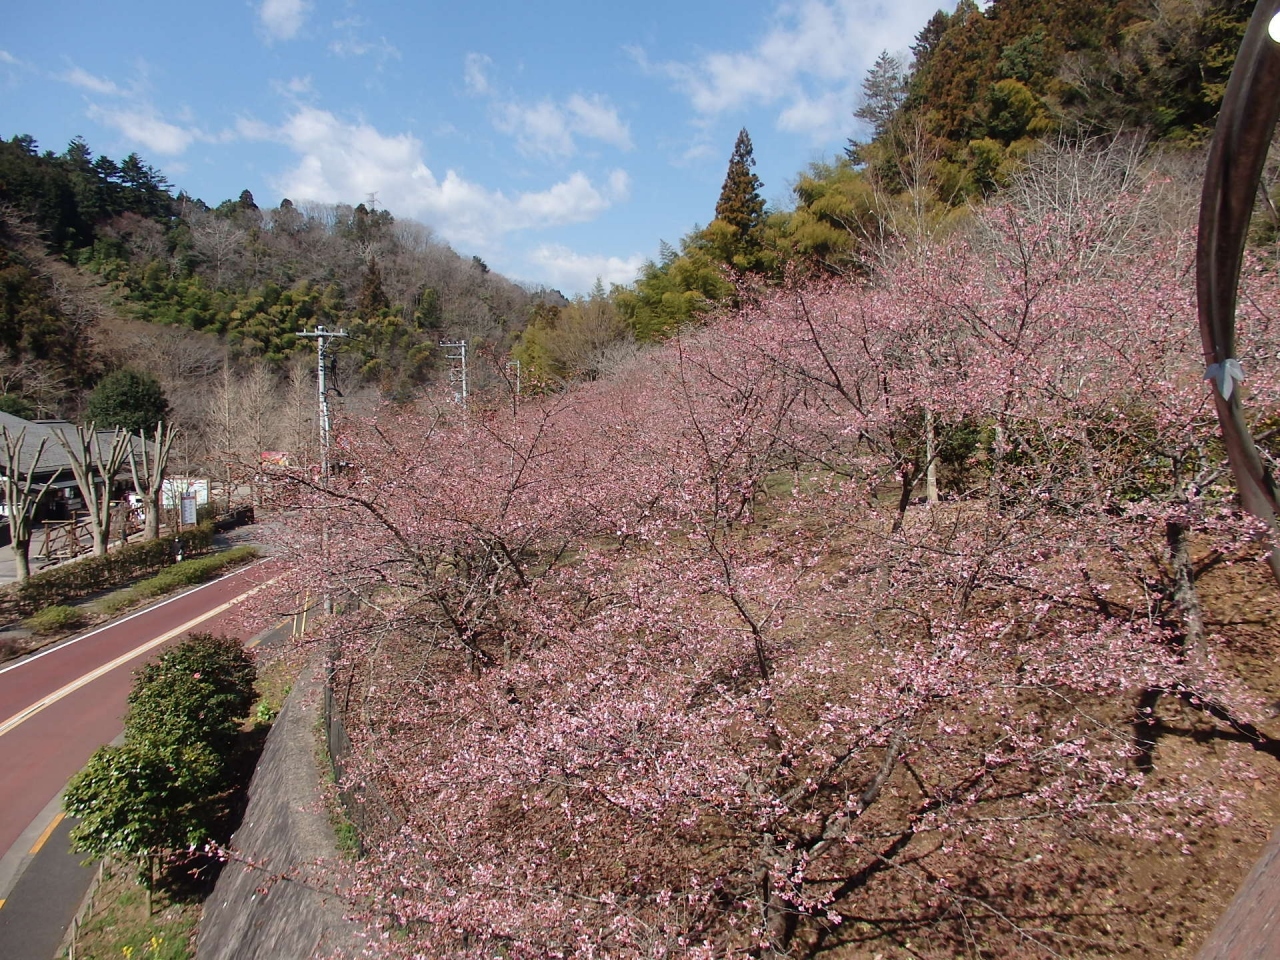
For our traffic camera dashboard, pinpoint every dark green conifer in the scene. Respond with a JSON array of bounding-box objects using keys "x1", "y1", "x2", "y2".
[
  {"x1": 714, "y1": 128, "x2": 765, "y2": 239},
  {"x1": 359, "y1": 255, "x2": 391, "y2": 316}
]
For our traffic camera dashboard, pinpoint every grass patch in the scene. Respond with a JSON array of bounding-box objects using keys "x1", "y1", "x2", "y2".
[
  {"x1": 95, "y1": 547, "x2": 260, "y2": 616},
  {"x1": 61, "y1": 861, "x2": 200, "y2": 960},
  {"x1": 23, "y1": 604, "x2": 85, "y2": 634},
  {"x1": 252, "y1": 646, "x2": 305, "y2": 728},
  {"x1": 332, "y1": 814, "x2": 360, "y2": 860}
]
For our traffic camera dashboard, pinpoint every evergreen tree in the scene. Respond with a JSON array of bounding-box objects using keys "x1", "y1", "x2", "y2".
[
  {"x1": 911, "y1": 10, "x2": 952, "y2": 73},
  {"x1": 855, "y1": 51, "x2": 908, "y2": 140},
  {"x1": 85, "y1": 369, "x2": 171, "y2": 433},
  {"x1": 714, "y1": 128, "x2": 765, "y2": 239},
  {"x1": 358, "y1": 255, "x2": 391, "y2": 316},
  {"x1": 0, "y1": 394, "x2": 36, "y2": 419}
]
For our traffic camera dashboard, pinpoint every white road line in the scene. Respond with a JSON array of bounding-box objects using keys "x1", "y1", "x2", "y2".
[
  {"x1": 0, "y1": 559, "x2": 271, "y2": 678},
  {"x1": 0, "y1": 582, "x2": 267, "y2": 739}
]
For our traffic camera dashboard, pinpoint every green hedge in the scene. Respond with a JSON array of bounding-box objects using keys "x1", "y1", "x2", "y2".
[
  {"x1": 97, "y1": 546, "x2": 258, "y2": 615},
  {"x1": 1, "y1": 524, "x2": 216, "y2": 616}
]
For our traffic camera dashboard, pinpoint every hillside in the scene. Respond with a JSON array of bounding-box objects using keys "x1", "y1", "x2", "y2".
[
  {"x1": 254, "y1": 153, "x2": 1280, "y2": 956},
  {"x1": 0, "y1": 2, "x2": 1266, "y2": 423},
  {"x1": 0, "y1": 133, "x2": 554, "y2": 469}
]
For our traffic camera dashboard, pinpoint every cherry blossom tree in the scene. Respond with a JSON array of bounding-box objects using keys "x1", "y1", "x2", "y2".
[{"x1": 253, "y1": 186, "x2": 1280, "y2": 958}]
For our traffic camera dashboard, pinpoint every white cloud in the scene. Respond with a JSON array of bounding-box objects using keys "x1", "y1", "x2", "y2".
[
  {"x1": 329, "y1": 36, "x2": 400, "y2": 61},
  {"x1": 651, "y1": 0, "x2": 947, "y2": 137},
  {"x1": 514, "y1": 171, "x2": 619, "y2": 222},
  {"x1": 496, "y1": 100, "x2": 574, "y2": 158},
  {"x1": 273, "y1": 75, "x2": 314, "y2": 97},
  {"x1": 777, "y1": 91, "x2": 846, "y2": 134},
  {"x1": 328, "y1": 17, "x2": 400, "y2": 64},
  {"x1": 528, "y1": 244, "x2": 646, "y2": 293},
  {"x1": 0, "y1": 50, "x2": 20, "y2": 66},
  {"x1": 465, "y1": 55, "x2": 630, "y2": 158},
  {"x1": 89, "y1": 105, "x2": 199, "y2": 155},
  {"x1": 236, "y1": 117, "x2": 275, "y2": 140},
  {"x1": 63, "y1": 67, "x2": 121, "y2": 95},
  {"x1": 495, "y1": 94, "x2": 632, "y2": 159},
  {"x1": 463, "y1": 53, "x2": 492, "y2": 95},
  {"x1": 259, "y1": 0, "x2": 310, "y2": 42},
  {"x1": 260, "y1": 107, "x2": 628, "y2": 248},
  {"x1": 565, "y1": 95, "x2": 633, "y2": 151}
]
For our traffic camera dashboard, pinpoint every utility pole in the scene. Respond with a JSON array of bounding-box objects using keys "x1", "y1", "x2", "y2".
[
  {"x1": 441, "y1": 340, "x2": 469, "y2": 404},
  {"x1": 299, "y1": 325, "x2": 348, "y2": 617},
  {"x1": 298, "y1": 325, "x2": 349, "y2": 478}
]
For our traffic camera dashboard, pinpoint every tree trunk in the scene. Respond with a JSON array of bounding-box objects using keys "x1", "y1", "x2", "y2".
[
  {"x1": 90, "y1": 503, "x2": 109, "y2": 557},
  {"x1": 1165, "y1": 519, "x2": 1208, "y2": 667},
  {"x1": 54, "y1": 425, "x2": 130, "y2": 558},
  {"x1": 1, "y1": 428, "x2": 55, "y2": 582},
  {"x1": 144, "y1": 493, "x2": 161, "y2": 540},
  {"x1": 12, "y1": 536, "x2": 30, "y2": 582},
  {"x1": 129, "y1": 423, "x2": 176, "y2": 542}
]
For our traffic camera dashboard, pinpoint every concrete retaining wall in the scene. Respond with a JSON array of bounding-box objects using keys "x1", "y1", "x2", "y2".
[{"x1": 197, "y1": 657, "x2": 363, "y2": 960}]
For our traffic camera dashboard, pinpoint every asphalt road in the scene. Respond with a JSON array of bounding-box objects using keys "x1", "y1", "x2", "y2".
[{"x1": 0, "y1": 561, "x2": 278, "y2": 958}]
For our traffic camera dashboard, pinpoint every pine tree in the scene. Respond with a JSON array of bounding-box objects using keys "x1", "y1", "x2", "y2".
[
  {"x1": 855, "y1": 51, "x2": 908, "y2": 140},
  {"x1": 714, "y1": 128, "x2": 765, "y2": 239}
]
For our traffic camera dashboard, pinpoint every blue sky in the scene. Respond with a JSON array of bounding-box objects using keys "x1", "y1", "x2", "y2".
[{"x1": 2, "y1": 0, "x2": 952, "y2": 296}]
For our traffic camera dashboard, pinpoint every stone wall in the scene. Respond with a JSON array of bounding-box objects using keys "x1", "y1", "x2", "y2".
[{"x1": 197, "y1": 657, "x2": 363, "y2": 960}]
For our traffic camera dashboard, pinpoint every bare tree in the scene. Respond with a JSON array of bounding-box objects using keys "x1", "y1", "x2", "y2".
[
  {"x1": 128, "y1": 422, "x2": 177, "y2": 540},
  {"x1": 54, "y1": 424, "x2": 132, "y2": 557},
  {"x1": 279, "y1": 354, "x2": 319, "y2": 465},
  {"x1": 0, "y1": 427, "x2": 57, "y2": 582},
  {"x1": 1000, "y1": 132, "x2": 1165, "y2": 269},
  {"x1": 188, "y1": 211, "x2": 247, "y2": 288}
]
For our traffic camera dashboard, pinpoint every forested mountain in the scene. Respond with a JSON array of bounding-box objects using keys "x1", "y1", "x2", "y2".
[{"x1": 0, "y1": 133, "x2": 553, "y2": 462}]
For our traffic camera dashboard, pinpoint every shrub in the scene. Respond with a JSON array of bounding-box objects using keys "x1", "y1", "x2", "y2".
[
  {"x1": 96, "y1": 546, "x2": 259, "y2": 615},
  {"x1": 126, "y1": 633, "x2": 257, "y2": 755},
  {"x1": 65, "y1": 633, "x2": 258, "y2": 888},
  {"x1": 64, "y1": 741, "x2": 223, "y2": 866}
]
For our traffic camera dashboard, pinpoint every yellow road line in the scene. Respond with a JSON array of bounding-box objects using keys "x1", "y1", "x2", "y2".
[
  {"x1": 0, "y1": 898, "x2": 6, "y2": 910},
  {"x1": 246, "y1": 616, "x2": 293, "y2": 650},
  {"x1": 0, "y1": 582, "x2": 267, "y2": 739},
  {"x1": 28, "y1": 812, "x2": 63, "y2": 856}
]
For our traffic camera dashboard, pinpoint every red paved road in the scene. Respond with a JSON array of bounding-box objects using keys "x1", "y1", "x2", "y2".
[{"x1": 0, "y1": 561, "x2": 277, "y2": 863}]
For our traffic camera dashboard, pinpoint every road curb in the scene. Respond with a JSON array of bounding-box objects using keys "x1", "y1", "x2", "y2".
[{"x1": 0, "y1": 789, "x2": 71, "y2": 905}]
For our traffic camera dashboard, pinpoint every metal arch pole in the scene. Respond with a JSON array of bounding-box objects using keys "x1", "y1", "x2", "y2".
[{"x1": 1197, "y1": 2, "x2": 1280, "y2": 585}]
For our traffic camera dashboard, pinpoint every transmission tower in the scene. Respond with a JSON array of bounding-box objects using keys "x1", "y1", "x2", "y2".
[{"x1": 441, "y1": 340, "x2": 469, "y2": 404}]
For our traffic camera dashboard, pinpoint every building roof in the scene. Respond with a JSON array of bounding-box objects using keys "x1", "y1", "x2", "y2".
[{"x1": 0, "y1": 412, "x2": 147, "y2": 483}]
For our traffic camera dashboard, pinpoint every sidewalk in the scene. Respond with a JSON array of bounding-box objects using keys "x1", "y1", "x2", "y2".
[
  {"x1": 0, "y1": 529, "x2": 52, "y2": 589},
  {"x1": 0, "y1": 520, "x2": 268, "y2": 655}
]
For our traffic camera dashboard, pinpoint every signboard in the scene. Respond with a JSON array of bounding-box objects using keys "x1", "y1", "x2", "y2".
[
  {"x1": 180, "y1": 493, "x2": 198, "y2": 526},
  {"x1": 162, "y1": 477, "x2": 209, "y2": 509}
]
